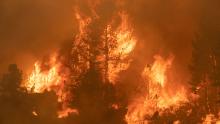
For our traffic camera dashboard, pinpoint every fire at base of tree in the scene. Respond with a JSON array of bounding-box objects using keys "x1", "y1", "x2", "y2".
[{"x1": 1, "y1": 0, "x2": 220, "y2": 124}]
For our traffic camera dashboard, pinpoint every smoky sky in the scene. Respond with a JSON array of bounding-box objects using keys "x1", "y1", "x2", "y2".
[
  {"x1": 0, "y1": 0, "x2": 77, "y2": 73},
  {"x1": 0, "y1": 0, "x2": 216, "y2": 77},
  {"x1": 123, "y1": 0, "x2": 198, "y2": 81}
]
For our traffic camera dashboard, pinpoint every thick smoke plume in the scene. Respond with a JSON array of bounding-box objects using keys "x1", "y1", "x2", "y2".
[
  {"x1": 0, "y1": 0, "x2": 76, "y2": 73},
  {"x1": 0, "y1": 0, "x2": 198, "y2": 77}
]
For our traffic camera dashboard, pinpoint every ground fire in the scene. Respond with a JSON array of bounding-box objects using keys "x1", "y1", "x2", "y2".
[{"x1": 0, "y1": 0, "x2": 220, "y2": 124}]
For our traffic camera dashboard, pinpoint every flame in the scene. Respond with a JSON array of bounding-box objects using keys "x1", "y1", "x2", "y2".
[
  {"x1": 71, "y1": 8, "x2": 91, "y2": 82},
  {"x1": 73, "y1": 11, "x2": 136, "y2": 85},
  {"x1": 75, "y1": 8, "x2": 91, "y2": 36},
  {"x1": 202, "y1": 113, "x2": 220, "y2": 124},
  {"x1": 108, "y1": 13, "x2": 137, "y2": 84},
  {"x1": 23, "y1": 54, "x2": 76, "y2": 118},
  {"x1": 126, "y1": 54, "x2": 188, "y2": 124},
  {"x1": 26, "y1": 62, "x2": 61, "y2": 93},
  {"x1": 115, "y1": 29, "x2": 136, "y2": 58},
  {"x1": 144, "y1": 55, "x2": 173, "y2": 87},
  {"x1": 114, "y1": 13, "x2": 136, "y2": 58}
]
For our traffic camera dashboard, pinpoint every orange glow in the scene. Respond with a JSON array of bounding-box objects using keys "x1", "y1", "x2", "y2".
[
  {"x1": 126, "y1": 54, "x2": 189, "y2": 124},
  {"x1": 111, "y1": 103, "x2": 119, "y2": 110}
]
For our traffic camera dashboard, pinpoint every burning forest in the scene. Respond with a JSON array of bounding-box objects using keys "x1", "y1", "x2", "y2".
[{"x1": 1, "y1": 0, "x2": 220, "y2": 124}]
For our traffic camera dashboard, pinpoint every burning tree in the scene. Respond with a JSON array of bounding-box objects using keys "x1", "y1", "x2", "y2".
[
  {"x1": 70, "y1": 7, "x2": 136, "y2": 123},
  {"x1": 71, "y1": 14, "x2": 117, "y2": 124},
  {"x1": 125, "y1": 54, "x2": 189, "y2": 124}
]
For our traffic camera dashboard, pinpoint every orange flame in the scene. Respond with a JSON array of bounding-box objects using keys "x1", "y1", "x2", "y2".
[
  {"x1": 23, "y1": 54, "x2": 76, "y2": 118},
  {"x1": 75, "y1": 8, "x2": 91, "y2": 36},
  {"x1": 144, "y1": 55, "x2": 173, "y2": 87},
  {"x1": 26, "y1": 62, "x2": 61, "y2": 93},
  {"x1": 202, "y1": 113, "x2": 220, "y2": 124},
  {"x1": 108, "y1": 12, "x2": 137, "y2": 84},
  {"x1": 126, "y1": 54, "x2": 188, "y2": 124},
  {"x1": 114, "y1": 13, "x2": 136, "y2": 58}
]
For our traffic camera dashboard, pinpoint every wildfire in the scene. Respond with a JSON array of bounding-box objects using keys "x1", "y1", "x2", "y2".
[{"x1": 126, "y1": 54, "x2": 189, "y2": 124}]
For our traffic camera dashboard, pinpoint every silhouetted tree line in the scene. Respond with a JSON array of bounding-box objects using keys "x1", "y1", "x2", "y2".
[
  {"x1": 0, "y1": 21, "x2": 126, "y2": 124},
  {"x1": 0, "y1": 64, "x2": 61, "y2": 124},
  {"x1": 70, "y1": 18, "x2": 127, "y2": 124},
  {"x1": 189, "y1": 0, "x2": 220, "y2": 121},
  {"x1": 1, "y1": 26, "x2": 220, "y2": 124}
]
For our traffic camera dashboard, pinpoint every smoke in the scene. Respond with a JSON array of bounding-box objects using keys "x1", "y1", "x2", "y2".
[
  {"x1": 0, "y1": 0, "x2": 199, "y2": 75},
  {"x1": 0, "y1": 0, "x2": 200, "y2": 105},
  {"x1": 125, "y1": 0, "x2": 198, "y2": 74},
  {"x1": 98, "y1": 0, "x2": 199, "y2": 104},
  {"x1": 0, "y1": 0, "x2": 77, "y2": 73}
]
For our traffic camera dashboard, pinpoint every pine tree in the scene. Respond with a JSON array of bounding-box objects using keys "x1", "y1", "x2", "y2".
[{"x1": 70, "y1": 16, "x2": 121, "y2": 123}]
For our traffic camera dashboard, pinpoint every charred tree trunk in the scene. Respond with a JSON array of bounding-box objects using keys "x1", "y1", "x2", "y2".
[{"x1": 104, "y1": 26, "x2": 109, "y2": 83}]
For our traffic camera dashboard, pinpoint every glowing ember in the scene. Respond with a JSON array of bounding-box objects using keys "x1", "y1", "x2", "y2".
[
  {"x1": 111, "y1": 103, "x2": 119, "y2": 110},
  {"x1": 58, "y1": 108, "x2": 78, "y2": 118},
  {"x1": 32, "y1": 111, "x2": 38, "y2": 116},
  {"x1": 126, "y1": 54, "x2": 189, "y2": 124}
]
